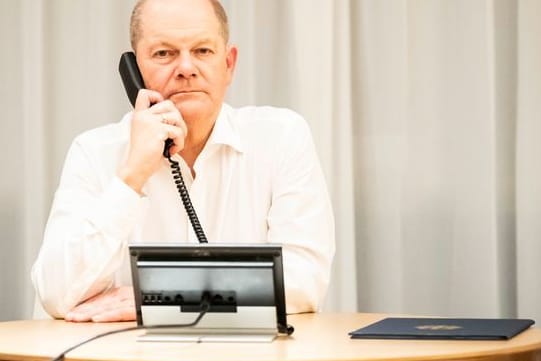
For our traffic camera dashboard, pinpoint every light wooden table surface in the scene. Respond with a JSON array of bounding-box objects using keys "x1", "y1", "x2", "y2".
[{"x1": 1, "y1": 313, "x2": 540, "y2": 361}]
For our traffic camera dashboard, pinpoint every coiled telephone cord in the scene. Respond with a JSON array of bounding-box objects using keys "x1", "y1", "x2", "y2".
[{"x1": 167, "y1": 155, "x2": 208, "y2": 243}]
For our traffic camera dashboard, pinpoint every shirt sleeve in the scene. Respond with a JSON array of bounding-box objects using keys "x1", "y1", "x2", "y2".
[
  {"x1": 267, "y1": 112, "x2": 336, "y2": 314},
  {"x1": 31, "y1": 137, "x2": 145, "y2": 319}
]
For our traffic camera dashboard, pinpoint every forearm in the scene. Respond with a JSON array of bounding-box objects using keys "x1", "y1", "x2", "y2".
[{"x1": 32, "y1": 177, "x2": 143, "y2": 318}]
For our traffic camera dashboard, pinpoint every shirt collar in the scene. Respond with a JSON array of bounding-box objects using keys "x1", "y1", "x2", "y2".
[{"x1": 206, "y1": 103, "x2": 244, "y2": 153}]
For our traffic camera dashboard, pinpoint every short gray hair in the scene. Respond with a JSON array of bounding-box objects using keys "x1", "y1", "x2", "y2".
[{"x1": 130, "y1": 0, "x2": 229, "y2": 50}]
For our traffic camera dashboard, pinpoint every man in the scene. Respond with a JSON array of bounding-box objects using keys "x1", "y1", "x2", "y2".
[{"x1": 32, "y1": 0, "x2": 335, "y2": 322}]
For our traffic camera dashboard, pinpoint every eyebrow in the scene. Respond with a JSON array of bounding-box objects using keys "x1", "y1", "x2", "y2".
[
  {"x1": 192, "y1": 37, "x2": 218, "y2": 46},
  {"x1": 149, "y1": 40, "x2": 176, "y2": 49},
  {"x1": 148, "y1": 36, "x2": 218, "y2": 50}
]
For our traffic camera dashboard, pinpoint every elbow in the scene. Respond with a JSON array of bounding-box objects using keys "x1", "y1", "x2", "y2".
[
  {"x1": 285, "y1": 286, "x2": 319, "y2": 314},
  {"x1": 31, "y1": 263, "x2": 70, "y2": 319},
  {"x1": 36, "y1": 295, "x2": 67, "y2": 320},
  {"x1": 285, "y1": 271, "x2": 330, "y2": 314},
  {"x1": 32, "y1": 288, "x2": 66, "y2": 320},
  {"x1": 282, "y1": 245, "x2": 334, "y2": 314}
]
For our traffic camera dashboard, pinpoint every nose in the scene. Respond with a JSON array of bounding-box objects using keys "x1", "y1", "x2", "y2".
[{"x1": 174, "y1": 52, "x2": 197, "y2": 79}]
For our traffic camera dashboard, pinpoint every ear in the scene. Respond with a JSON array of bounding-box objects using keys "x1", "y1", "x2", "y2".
[{"x1": 224, "y1": 45, "x2": 238, "y2": 84}]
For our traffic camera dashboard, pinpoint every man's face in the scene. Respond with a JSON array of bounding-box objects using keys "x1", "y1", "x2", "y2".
[{"x1": 135, "y1": 0, "x2": 237, "y2": 127}]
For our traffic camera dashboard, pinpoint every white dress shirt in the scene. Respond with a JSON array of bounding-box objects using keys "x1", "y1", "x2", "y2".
[{"x1": 31, "y1": 104, "x2": 335, "y2": 318}]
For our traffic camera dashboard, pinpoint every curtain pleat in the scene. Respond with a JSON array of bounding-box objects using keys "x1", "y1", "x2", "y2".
[{"x1": 0, "y1": 0, "x2": 539, "y2": 322}]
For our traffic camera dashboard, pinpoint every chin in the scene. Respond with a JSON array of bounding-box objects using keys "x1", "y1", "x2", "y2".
[{"x1": 176, "y1": 102, "x2": 212, "y2": 124}]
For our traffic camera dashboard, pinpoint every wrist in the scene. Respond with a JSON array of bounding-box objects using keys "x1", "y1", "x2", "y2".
[{"x1": 117, "y1": 166, "x2": 147, "y2": 194}]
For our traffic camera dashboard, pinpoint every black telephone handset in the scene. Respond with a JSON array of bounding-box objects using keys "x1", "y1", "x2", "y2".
[
  {"x1": 119, "y1": 51, "x2": 207, "y2": 243},
  {"x1": 118, "y1": 52, "x2": 175, "y2": 157}
]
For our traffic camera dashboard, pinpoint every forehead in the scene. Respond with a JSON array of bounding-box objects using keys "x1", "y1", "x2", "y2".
[{"x1": 139, "y1": 0, "x2": 221, "y2": 42}]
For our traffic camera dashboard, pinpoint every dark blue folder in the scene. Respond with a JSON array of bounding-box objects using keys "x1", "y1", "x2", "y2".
[{"x1": 349, "y1": 317, "x2": 535, "y2": 340}]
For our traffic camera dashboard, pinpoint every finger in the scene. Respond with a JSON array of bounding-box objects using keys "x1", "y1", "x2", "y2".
[
  {"x1": 91, "y1": 306, "x2": 136, "y2": 323},
  {"x1": 70, "y1": 290, "x2": 117, "y2": 312},
  {"x1": 160, "y1": 113, "x2": 188, "y2": 145},
  {"x1": 66, "y1": 302, "x2": 131, "y2": 323},
  {"x1": 148, "y1": 99, "x2": 177, "y2": 114},
  {"x1": 134, "y1": 89, "x2": 164, "y2": 111},
  {"x1": 66, "y1": 297, "x2": 133, "y2": 322},
  {"x1": 159, "y1": 112, "x2": 187, "y2": 135},
  {"x1": 66, "y1": 300, "x2": 107, "y2": 322},
  {"x1": 65, "y1": 310, "x2": 93, "y2": 322},
  {"x1": 163, "y1": 124, "x2": 186, "y2": 153}
]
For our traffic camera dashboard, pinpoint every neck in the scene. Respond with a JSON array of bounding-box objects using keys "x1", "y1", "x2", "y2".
[
  {"x1": 179, "y1": 120, "x2": 214, "y2": 171},
  {"x1": 177, "y1": 105, "x2": 222, "y2": 173}
]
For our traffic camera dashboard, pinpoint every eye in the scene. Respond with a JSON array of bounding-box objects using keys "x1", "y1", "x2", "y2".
[
  {"x1": 153, "y1": 49, "x2": 173, "y2": 58},
  {"x1": 195, "y1": 48, "x2": 213, "y2": 56}
]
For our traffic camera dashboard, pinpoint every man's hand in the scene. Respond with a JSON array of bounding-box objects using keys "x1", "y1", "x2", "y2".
[
  {"x1": 65, "y1": 286, "x2": 136, "y2": 322},
  {"x1": 118, "y1": 89, "x2": 187, "y2": 193}
]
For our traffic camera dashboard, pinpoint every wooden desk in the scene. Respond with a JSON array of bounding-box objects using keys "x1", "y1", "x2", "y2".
[{"x1": 1, "y1": 313, "x2": 540, "y2": 361}]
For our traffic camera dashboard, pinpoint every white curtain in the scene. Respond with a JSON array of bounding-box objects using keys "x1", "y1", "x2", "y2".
[{"x1": 1, "y1": 0, "x2": 540, "y2": 322}]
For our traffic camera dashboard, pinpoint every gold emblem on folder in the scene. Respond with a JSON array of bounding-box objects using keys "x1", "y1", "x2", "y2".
[{"x1": 415, "y1": 325, "x2": 463, "y2": 331}]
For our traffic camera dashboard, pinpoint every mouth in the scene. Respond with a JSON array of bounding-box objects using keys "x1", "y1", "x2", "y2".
[{"x1": 169, "y1": 90, "x2": 204, "y2": 97}]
